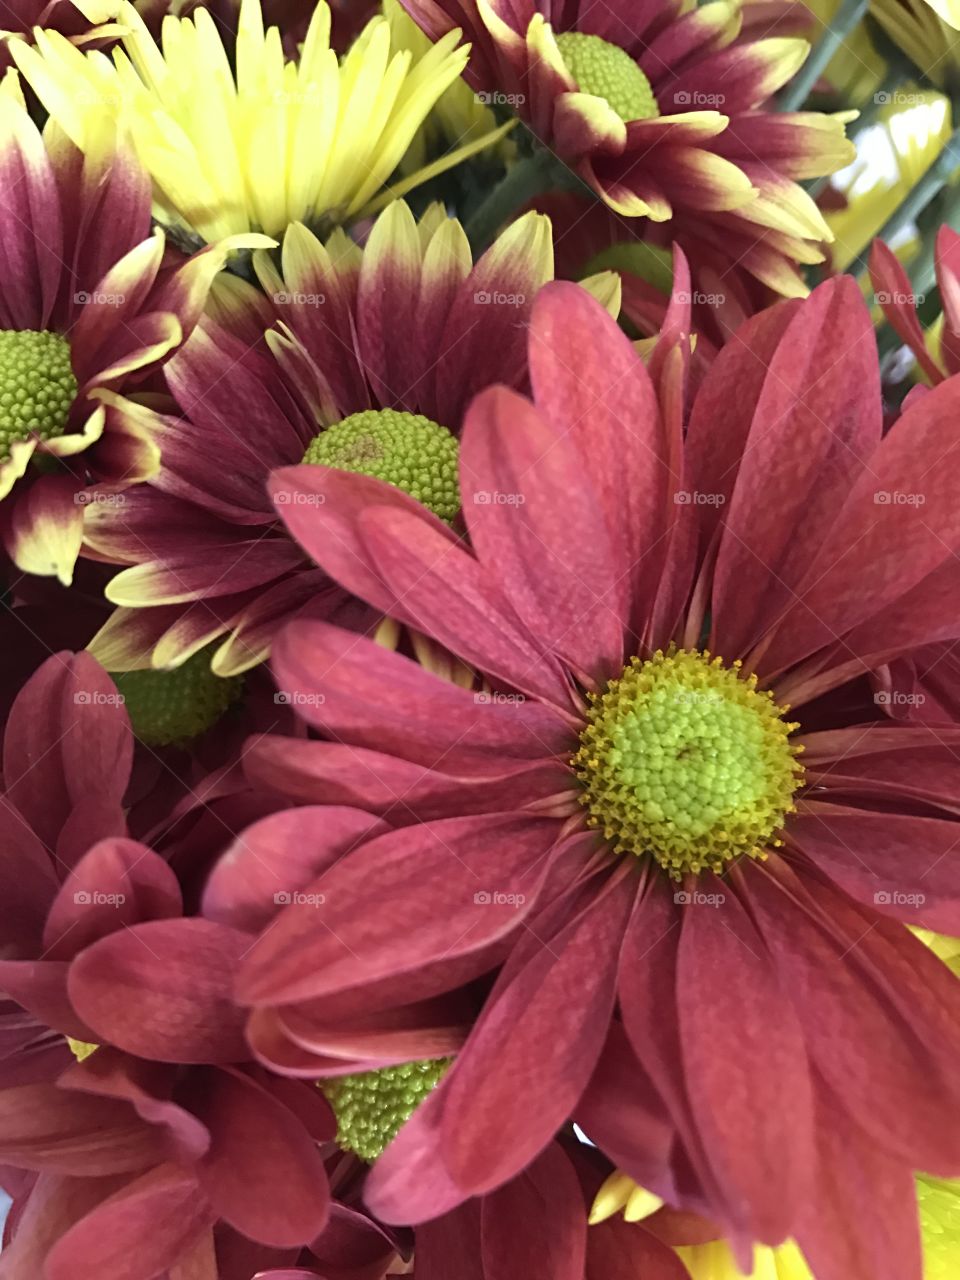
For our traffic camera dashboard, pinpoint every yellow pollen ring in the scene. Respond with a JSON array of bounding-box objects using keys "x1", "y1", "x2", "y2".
[{"x1": 572, "y1": 647, "x2": 803, "y2": 879}]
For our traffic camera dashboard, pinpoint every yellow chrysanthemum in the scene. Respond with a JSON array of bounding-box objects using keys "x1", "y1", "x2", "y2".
[
  {"x1": 825, "y1": 89, "x2": 952, "y2": 270},
  {"x1": 870, "y1": 0, "x2": 960, "y2": 89},
  {"x1": 383, "y1": 0, "x2": 514, "y2": 174},
  {"x1": 12, "y1": 0, "x2": 512, "y2": 243},
  {"x1": 591, "y1": 1169, "x2": 960, "y2": 1278}
]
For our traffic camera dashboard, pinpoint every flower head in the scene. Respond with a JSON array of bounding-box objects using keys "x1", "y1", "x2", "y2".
[
  {"x1": 82, "y1": 199, "x2": 582, "y2": 675},
  {"x1": 0, "y1": 78, "x2": 269, "y2": 584},
  {"x1": 399, "y1": 0, "x2": 853, "y2": 286},
  {"x1": 234, "y1": 277, "x2": 960, "y2": 1276},
  {"x1": 13, "y1": 0, "x2": 505, "y2": 243}
]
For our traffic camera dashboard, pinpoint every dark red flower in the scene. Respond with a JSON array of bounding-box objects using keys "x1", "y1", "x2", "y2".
[{"x1": 232, "y1": 277, "x2": 960, "y2": 1280}]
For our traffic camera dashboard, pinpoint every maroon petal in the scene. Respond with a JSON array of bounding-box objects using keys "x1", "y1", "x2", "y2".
[
  {"x1": 60, "y1": 1048, "x2": 209, "y2": 1165},
  {"x1": 684, "y1": 299, "x2": 799, "y2": 552},
  {"x1": 414, "y1": 1201, "x2": 484, "y2": 1280},
  {"x1": 0, "y1": 1173, "x2": 125, "y2": 1280},
  {"x1": 794, "y1": 1083, "x2": 921, "y2": 1280},
  {"x1": 270, "y1": 617, "x2": 572, "y2": 767},
  {"x1": 3, "y1": 652, "x2": 131, "y2": 857},
  {"x1": 43, "y1": 838, "x2": 182, "y2": 961},
  {"x1": 527, "y1": 282, "x2": 675, "y2": 636},
  {"x1": 575, "y1": 1025, "x2": 674, "y2": 1197},
  {"x1": 0, "y1": 800, "x2": 58, "y2": 954},
  {"x1": 754, "y1": 371, "x2": 960, "y2": 678},
  {"x1": 203, "y1": 806, "x2": 388, "y2": 932},
  {"x1": 0, "y1": 96, "x2": 62, "y2": 330},
  {"x1": 869, "y1": 239, "x2": 941, "y2": 382},
  {"x1": 790, "y1": 803, "x2": 960, "y2": 933},
  {"x1": 746, "y1": 864, "x2": 960, "y2": 1175},
  {"x1": 43, "y1": 1163, "x2": 214, "y2": 1280},
  {"x1": 0, "y1": 959, "x2": 96, "y2": 1041},
  {"x1": 182, "y1": 1067, "x2": 329, "y2": 1247},
  {"x1": 461, "y1": 384, "x2": 625, "y2": 681},
  {"x1": 237, "y1": 814, "x2": 557, "y2": 1007},
  {"x1": 677, "y1": 886, "x2": 814, "y2": 1241},
  {"x1": 439, "y1": 870, "x2": 634, "y2": 1195},
  {"x1": 480, "y1": 1143, "x2": 587, "y2": 1280},
  {"x1": 68, "y1": 919, "x2": 251, "y2": 1064},
  {"x1": 244, "y1": 737, "x2": 568, "y2": 821},
  {"x1": 587, "y1": 1213, "x2": 694, "y2": 1280},
  {"x1": 0, "y1": 1083, "x2": 167, "y2": 1175},
  {"x1": 710, "y1": 276, "x2": 881, "y2": 659}
]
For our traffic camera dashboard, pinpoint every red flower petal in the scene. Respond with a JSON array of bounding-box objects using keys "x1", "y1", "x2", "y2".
[
  {"x1": 237, "y1": 814, "x2": 556, "y2": 1007},
  {"x1": 677, "y1": 885, "x2": 814, "y2": 1241},
  {"x1": 182, "y1": 1068, "x2": 329, "y2": 1248},
  {"x1": 68, "y1": 919, "x2": 250, "y2": 1064},
  {"x1": 461, "y1": 384, "x2": 625, "y2": 681},
  {"x1": 43, "y1": 838, "x2": 182, "y2": 961},
  {"x1": 202, "y1": 806, "x2": 388, "y2": 933}
]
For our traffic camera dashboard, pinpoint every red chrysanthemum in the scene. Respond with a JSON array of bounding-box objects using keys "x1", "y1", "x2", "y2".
[
  {"x1": 232, "y1": 277, "x2": 960, "y2": 1280},
  {"x1": 400, "y1": 0, "x2": 853, "y2": 292},
  {"x1": 80, "y1": 200, "x2": 564, "y2": 676},
  {"x1": 0, "y1": 88, "x2": 268, "y2": 586}
]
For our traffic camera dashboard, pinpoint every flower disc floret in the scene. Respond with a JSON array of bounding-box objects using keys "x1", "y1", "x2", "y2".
[
  {"x1": 321, "y1": 1058, "x2": 451, "y2": 1161},
  {"x1": 555, "y1": 32, "x2": 660, "y2": 122},
  {"x1": 0, "y1": 330, "x2": 77, "y2": 462},
  {"x1": 573, "y1": 648, "x2": 804, "y2": 878}
]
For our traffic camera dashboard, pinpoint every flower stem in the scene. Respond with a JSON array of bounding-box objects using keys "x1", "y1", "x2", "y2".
[
  {"x1": 778, "y1": 0, "x2": 870, "y2": 112},
  {"x1": 465, "y1": 147, "x2": 579, "y2": 253}
]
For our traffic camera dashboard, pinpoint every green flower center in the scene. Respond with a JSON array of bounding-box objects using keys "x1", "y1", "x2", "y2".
[
  {"x1": 110, "y1": 649, "x2": 244, "y2": 748},
  {"x1": 555, "y1": 32, "x2": 659, "y2": 122},
  {"x1": 0, "y1": 330, "x2": 77, "y2": 463},
  {"x1": 302, "y1": 408, "x2": 461, "y2": 522},
  {"x1": 572, "y1": 648, "x2": 803, "y2": 878},
  {"x1": 321, "y1": 1058, "x2": 451, "y2": 1161}
]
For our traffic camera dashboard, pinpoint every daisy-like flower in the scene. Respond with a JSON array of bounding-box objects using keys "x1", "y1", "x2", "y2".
[
  {"x1": 236, "y1": 277, "x2": 960, "y2": 1278},
  {"x1": 871, "y1": 225, "x2": 960, "y2": 385},
  {"x1": 81, "y1": 200, "x2": 592, "y2": 676},
  {"x1": 13, "y1": 0, "x2": 512, "y2": 245},
  {"x1": 0, "y1": 78, "x2": 268, "y2": 585},
  {"x1": 399, "y1": 0, "x2": 852, "y2": 275}
]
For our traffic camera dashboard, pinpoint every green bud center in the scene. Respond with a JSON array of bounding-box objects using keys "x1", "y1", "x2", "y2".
[
  {"x1": 555, "y1": 32, "x2": 660, "y2": 123},
  {"x1": 321, "y1": 1058, "x2": 451, "y2": 1161},
  {"x1": 0, "y1": 330, "x2": 77, "y2": 463},
  {"x1": 572, "y1": 648, "x2": 804, "y2": 878},
  {"x1": 110, "y1": 648, "x2": 244, "y2": 747},
  {"x1": 302, "y1": 408, "x2": 460, "y2": 522}
]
